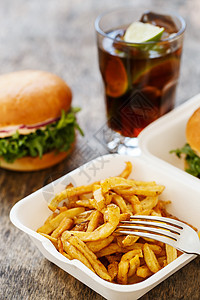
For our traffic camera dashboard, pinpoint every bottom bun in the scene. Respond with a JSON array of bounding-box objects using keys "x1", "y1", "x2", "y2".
[{"x1": 0, "y1": 148, "x2": 73, "y2": 172}]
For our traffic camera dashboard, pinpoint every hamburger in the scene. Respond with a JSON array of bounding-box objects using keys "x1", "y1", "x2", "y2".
[
  {"x1": 0, "y1": 70, "x2": 83, "y2": 171},
  {"x1": 170, "y1": 107, "x2": 200, "y2": 178}
]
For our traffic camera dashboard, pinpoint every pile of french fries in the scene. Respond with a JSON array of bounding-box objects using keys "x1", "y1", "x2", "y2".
[{"x1": 37, "y1": 162, "x2": 181, "y2": 284}]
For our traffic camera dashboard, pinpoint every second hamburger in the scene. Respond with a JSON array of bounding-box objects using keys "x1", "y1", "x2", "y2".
[{"x1": 170, "y1": 107, "x2": 200, "y2": 178}]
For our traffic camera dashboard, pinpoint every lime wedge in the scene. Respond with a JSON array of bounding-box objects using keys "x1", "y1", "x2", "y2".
[{"x1": 124, "y1": 21, "x2": 164, "y2": 43}]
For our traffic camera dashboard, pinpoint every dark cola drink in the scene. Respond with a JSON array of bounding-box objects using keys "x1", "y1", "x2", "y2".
[{"x1": 97, "y1": 11, "x2": 185, "y2": 137}]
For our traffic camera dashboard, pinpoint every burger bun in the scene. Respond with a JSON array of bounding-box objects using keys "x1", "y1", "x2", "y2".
[{"x1": 186, "y1": 107, "x2": 200, "y2": 156}]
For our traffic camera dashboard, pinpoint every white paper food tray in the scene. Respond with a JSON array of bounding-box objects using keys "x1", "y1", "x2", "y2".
[
  {"x1": 138, "y1": 93, "x2": 200, "y2": 184},
  {"x1": 10, "y1": 94, "x2": 200, "y2": 300}
]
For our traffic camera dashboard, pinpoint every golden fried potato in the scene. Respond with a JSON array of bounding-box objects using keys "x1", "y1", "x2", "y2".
[
  {"x1": 61, "y1": 238, "x2": 94, "y2": 272},
  {"x1": 143, "y1": 243, "x2": 161, "y2": 273},
  {"x1": 128, "y1": 254, "x2": 140, "y2": 277},
  {"x1": 108, "y1": 261, "x2": 118, "y2": 281},
  {"x1": 51, "y1": 217, "x2": 73, "y2": 238},
  {"x1": 118, "y1": 161, "x2": 132, "y2": 179},
  {"x1": 136, "y1": 265, "x2": 152, "y2": 278},
  {"x1": 166, "y1": 244, "x2": 177, "y2": 264},
  {"x1": 86, "y1": 235, "x2": 114, "y2": 253},
  {"x1": 37, "y1": 207, "x2": 85, "y2": 234},
  {"x1": 49, "y1": 183, "x2": 99, "y2": 211},
  {"x1": 62, "y1": 204, "x2": 120, "y2": 242},
  {"x1": 66, "y1": 235, "x2": 111, "y2": 281}
]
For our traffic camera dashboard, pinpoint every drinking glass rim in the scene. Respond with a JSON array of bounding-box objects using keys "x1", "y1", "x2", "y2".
[{"x1": 95, "y1": 7, "x2": 186, "y2": 45}]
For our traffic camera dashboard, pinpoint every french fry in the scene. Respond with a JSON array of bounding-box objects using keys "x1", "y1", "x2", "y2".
[
  {"x1": 140, "y1": 196, "x2": 158, "y2": 210},
  {"x1": 61, "y1": 239, "x2": 95, "y2": 272},
  {"x1": 114, "y1": 184, "x2": 165, "y2": 197},
  {"x1": 117, "y1": 259, "x2": 129, "y2": 284},
  {"x1": 58, "y1": 206, "x2": 68, "y2": 212},
  {"x1": 78, "y1": 194, "x2": 92, "y2": 200},
  {"x1": 157, "y1": 256, "x2": 167, "y2": 267},
  {"x1": 111, "y1": 194, "x2": 129, "y2": 213},
  {"x1": 121, "y1": 249, "x2": 143, "y2": 261},
  {"x1": 108, "y1": 261, "x2": 118, "y2": 281},
  {"x1": 126, "y1": 242, "x2": 143, "y2": 249},
  {"x1": 143, "y1": 243, "x2": 161, "y2": 273},
  {"x1": 128, "y1": 274, "x2": 143, "y2": 284},
  {"x1": 51, "y1": 217, "x2": 73, "y2": 238},
  {"x1": 116, "y1": 235, "x2": 140, "y2": 249},
  {"x1": 122, "y1": 235, "x2": 139, "y2": 247},
  {"x1": 124, "y1": 195, "x2": 142, "y2": 214},
  {"x1": 128, "y1": 254, "x2": 140, "y2": 277},
  {"x1": 116, "y1": 236, "x2": 126, "y2": 248},
  {"x1": 166, "y1": 244, "x2": 177, "y2": 264},
  {"x1": 58, "y1": 238, "x2": 64, "y2": 254},
  {"x1": 146, "y1": 244, "x2": 162, "y2": 255},
  {"x1": 90, "y1": 187, "x2": 106, "y2": 211},
  {"x1": 118, "y1": 161, "x2": 132, "y2": 179},
  {"x1": 119, "y1": 213, "x2": 131, "y2": 222},
  {"x1": 104, "y1": 192, "x2": 113, "y2": 205},
  {"x1": 151, "y1": 210, "x2": 162, "y2": 217},
  {"x1": 39, "y1": 233, "x2": 58, "y2": 244},
  {"x1": 37, "y1": 207, "x2": 85, "y2": 234},
  {"x1": 63, "y1": 204, "x2": 120, "y2": 242},
  {"x1": 44, "y1": 212, "x2": 58, "y2": 224},
  {"x1": 96, "y1": 243, "x2": 143, "y2": 258},
  {"x1": 96, "y1": 243, "x2": 123, "y2": 257},
  {"x1": 86, "y1": 235, "x2": 114, "y2": 252},
  {"x1": 62, "y1": 251, "x2": 72, "y2": 260},
  {"x1": 132, "y1": 180, "x2": 157, "y2": 186},
  {"x1": 65, "y1": 183, "x2": 79, "y2": 208},
  {"x1": 127, "y1": 203, "x2": 135, "y2": 214},
  {"x1": 106, "y1": 253, "x2": 122, "y2": 263},
  {"x1": 71, "y1": 221, "x2": 89, "y2": 232},
  {"x1": 101, "y1": 177, "x2": 134, "y2": 194},
  {"x1": 48, "y1": 183, "x2": 98, "y2": 211},
  {"x1": 76, "y1": 199, "x2": 94, "y2": 209},
  {"x1": 163, "y1": 259, "x2": 168, "y2": 267},
  {"x1": 67, "y1": 235, "x2": 111, "y2": 281},
  {"x1": 136, "y1": 265, "x2": 152, "y2": 278},
  {"x1": 86, "y1": 210, "x2": 103, "y2": 232},
  {"x1": 135, "y1": 209, "x2": 152, "y2": 216},
  {"x1": 74, "y1": 210, "x2": 93, "y2": 224},
  {"x1": 117, "y1": 250, "x2": 142, "y2": 284}
]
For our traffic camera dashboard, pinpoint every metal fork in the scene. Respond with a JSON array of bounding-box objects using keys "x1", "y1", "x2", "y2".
[{"x1": 116, "y1": 215, "x2": 200, "y2": 255}]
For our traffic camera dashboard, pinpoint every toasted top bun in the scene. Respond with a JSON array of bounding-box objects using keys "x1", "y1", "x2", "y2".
[
  {"x1": 0, "y1": 70, "x2": 72, "y2": 127},
  {"x1": 186, "y1": 107, "x2": 200, "y2": 156}
]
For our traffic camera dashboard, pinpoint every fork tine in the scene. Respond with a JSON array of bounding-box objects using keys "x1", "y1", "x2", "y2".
[
  {"x1": 116, "y1": 215, "x2": 200, "y2": 255},
  {"x1": 117, "y1": 225, "x2": 178, "y2": 240},
  {"x1": 120, "y1": 220, "x2": 182, "y2": 234},
  {"x1": 130, "y1": 215, "x2": 184, "y2": 229},
  {"x1": 116, "y1": 230, "x2": 177, "y2": 248}
]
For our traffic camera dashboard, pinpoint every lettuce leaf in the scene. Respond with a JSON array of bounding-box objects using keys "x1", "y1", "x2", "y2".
[
  {"x1": 170, "y1": 143, "x2": 200, "y2": 178},
  {"x1": 0, "y1": 108, "x2": 83, "y2": 163}
]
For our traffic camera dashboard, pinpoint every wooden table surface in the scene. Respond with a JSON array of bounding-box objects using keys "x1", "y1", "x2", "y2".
[{"x1": 0, "y1": 0, "x2": 200, "y2": 299}]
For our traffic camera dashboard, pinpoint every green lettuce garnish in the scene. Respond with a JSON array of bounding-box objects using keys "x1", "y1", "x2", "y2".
[
  {"x1": 170, "y1": 143, "x2": 200, "y2": 178},
  {"x1": 0, "y1": 108, "x2": 83, "y2": 163}
]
